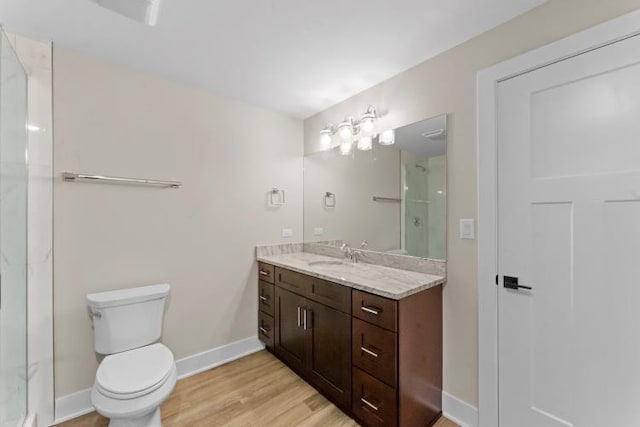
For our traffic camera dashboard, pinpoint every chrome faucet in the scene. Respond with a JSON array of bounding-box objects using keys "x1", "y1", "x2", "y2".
[
  {"x1": 340, "y1": 243, "x2": 352, "y2": 261},
  {"x1": 341, "y1": 243, "x2": 364, "y2": 264}
]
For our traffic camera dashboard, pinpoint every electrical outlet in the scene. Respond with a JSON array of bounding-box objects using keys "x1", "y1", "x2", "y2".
[
  {"x1": 281, "y1": 228, "x2": 293, "y2": 238},
  {"x1": 313, "y1": 227, "x2": 324, "y2": 236}
]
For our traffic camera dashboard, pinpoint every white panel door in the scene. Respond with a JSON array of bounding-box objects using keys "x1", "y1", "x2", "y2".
[{"x1": 497, "y1": 33, "x2": 640, "y2": 427}]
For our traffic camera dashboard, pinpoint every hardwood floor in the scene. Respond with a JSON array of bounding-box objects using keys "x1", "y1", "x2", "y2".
[{"x1": 57, "y1": 350, "x2": 458, "y2": 427}]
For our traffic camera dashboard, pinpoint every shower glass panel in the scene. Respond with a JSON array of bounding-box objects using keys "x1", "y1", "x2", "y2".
[
  {"x1": 0, "y1": 30, "x2": 28, "y2": 426},
  {"x1": 404, "y1": 155, "x2": 446, "y2": 259}
]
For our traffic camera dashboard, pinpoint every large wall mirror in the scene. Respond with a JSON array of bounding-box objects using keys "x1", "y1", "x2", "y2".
[{"x1": 304, "y1": 114, "x2": 447, "y2": 260}]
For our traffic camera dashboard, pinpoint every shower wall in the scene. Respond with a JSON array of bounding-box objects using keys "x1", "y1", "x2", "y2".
[
  {"x1": 6, "y1": 32, "x2": 54, "y2": 427},
  {"x1": 0, "y1": 30, "x2": 28, "y2": 427}
]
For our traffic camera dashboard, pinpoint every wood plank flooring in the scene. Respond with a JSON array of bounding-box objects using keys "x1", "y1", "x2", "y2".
[{"x1": 57, "y1": 350, "x2": 458, "y2": 427}]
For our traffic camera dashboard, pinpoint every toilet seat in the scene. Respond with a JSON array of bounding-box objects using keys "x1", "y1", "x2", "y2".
[{"x1": 96, "y1": 343, "x2": 175, "y2": 400}]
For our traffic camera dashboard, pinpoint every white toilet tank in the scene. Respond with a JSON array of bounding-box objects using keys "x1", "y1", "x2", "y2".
[{"x1": 87, "y1": 284, "x2": 170, "y2": 354}]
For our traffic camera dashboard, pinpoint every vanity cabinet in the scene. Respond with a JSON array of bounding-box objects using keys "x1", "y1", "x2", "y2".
[
  {"x1": 274, "y1": 282, "x2": 352, "y2": 409},
  {"x1": 258, "y1": 263, "x2": 442, "y2": 427}
]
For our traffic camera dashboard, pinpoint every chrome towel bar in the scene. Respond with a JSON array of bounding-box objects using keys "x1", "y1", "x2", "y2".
[
  {"x1": 62, "y1": 172, "x2": 181, "y2": 189},
  {"x1": 372, "y1": 196, "x2": 401, "y2": 203}
]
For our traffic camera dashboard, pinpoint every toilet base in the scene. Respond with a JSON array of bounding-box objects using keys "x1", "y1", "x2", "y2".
[{"x1": 108, "y1": 407, "x2": 162, "y2": 427}]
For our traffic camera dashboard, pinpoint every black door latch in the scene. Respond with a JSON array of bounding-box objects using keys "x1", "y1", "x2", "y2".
[{"x1": 503, "y1": 276, "x2": 533, "y2": 291}]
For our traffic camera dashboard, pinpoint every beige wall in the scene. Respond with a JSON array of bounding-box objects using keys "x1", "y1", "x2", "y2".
[
  {"x1": 304, "y1": 0, "x2": 640, "y2": 406},
  {"x1": 53, "y1": 48, "x2": 303, "y2": 397}
]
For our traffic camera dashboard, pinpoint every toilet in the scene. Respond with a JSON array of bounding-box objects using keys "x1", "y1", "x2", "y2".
[{"x1": 87, "y1": 284, "x2": 176, "y2": 427}]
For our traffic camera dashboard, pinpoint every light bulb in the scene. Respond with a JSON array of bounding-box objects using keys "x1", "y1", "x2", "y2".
[
  {"x1": 338, "y1": 119, "x2": 354, "y2": 141},
  {"x1": 361, "y1": 117, "x2": 375, "y2": 134},
  {"x1": 360, "y1": 106, "x2": 377, "y2": 135},
  {"x1": 339, "y1": 141, "x2": 353, "y2": 156},
  {"x1": 357, "y1": 136, "x2": 373, "y2": 151},
  {"x1": 379, "y1": 129, "x2": 395, "y2": 146},
  {"x1": 319, "y1": 129, "x2": 332, "y2": 149}
]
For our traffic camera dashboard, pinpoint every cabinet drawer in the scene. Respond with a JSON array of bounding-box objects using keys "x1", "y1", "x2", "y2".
[
  {"x1": 258, "y1": 281, "x2": 275, "y2": 316},
  {"x1": 352, "y1": 318, "x2": 397, "y2": 387},
  {"x1": 258, "y1": 311, "x2": 274, "y2": 348},
  {"x1": 352, "y1": 367, "x2": 397, "y2": 427},
  {"x1": 310, "y1": 278, "x2": 351, "y2": 313},
  {"x1": 275, "y1": 267, "x2": 313, "y2": 297},
  {"x1": 352, "y1": 290, "x2": 397, "y2": 332},
  {"x1": 258, "y1": 262, "x2": 275, "y2": 284}
]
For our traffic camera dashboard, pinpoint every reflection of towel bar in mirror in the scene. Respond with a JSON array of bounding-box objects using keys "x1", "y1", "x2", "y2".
[
  {"x1": 324, "y1": 192, "x2": 336, "y2": 207},
  {"x1": 372, "y1": 196, "x2": 401, "y2": 203},
  {"x1": 269, "y1": 188, "x2": 285, "y2": 206},
  {"x1": 62, "y1": 172, "x2": 181, "y2": 188}
]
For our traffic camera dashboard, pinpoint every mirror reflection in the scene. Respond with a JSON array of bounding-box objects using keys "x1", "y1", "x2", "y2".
[{"x1": 304, "y1": 114, "x2": 447, "y2": 260}]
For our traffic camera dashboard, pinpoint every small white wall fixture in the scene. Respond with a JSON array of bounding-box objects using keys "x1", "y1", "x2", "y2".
[{"x1": 477, "y1": 9, "x2": 640, "y2": 427}]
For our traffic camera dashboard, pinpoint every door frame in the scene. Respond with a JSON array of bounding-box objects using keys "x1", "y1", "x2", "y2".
[{"x1": 477, "y1": 9, "x2": 640, "y2": 427}]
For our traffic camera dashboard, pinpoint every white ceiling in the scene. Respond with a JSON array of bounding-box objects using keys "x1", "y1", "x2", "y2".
[{"x1": 0, "y1": 0, "x2": 546, "y2": 118}]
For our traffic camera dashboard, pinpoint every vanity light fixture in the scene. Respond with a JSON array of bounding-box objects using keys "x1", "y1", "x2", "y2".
[
  {"x1": 319, "y1": 128, "x2": 333, "y2": 149},
  {"x1": 357, "y1": 136, "x2": 373, "y2": 151},
  {"x1": 379, "y1": 129, "x2": 396, "y2": 146},
  {"x1": 360, "y1": 106, "x2": 377, "y2": 135},
  {"x1": 339, "y1": 141, "x2": 353, "y2": 156},
  {"x1": 319, "y1": 106, "x2": 378, "y2": 151}
]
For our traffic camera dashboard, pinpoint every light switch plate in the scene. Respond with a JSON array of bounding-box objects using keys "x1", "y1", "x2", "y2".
[
  {"x1": 313, "y1": 227, "x2": 324, "y2": 236},
  {"x1": 281, "y1": 228, "x2": 293, "y2": 238},
  {"x1": 459, "y1": 219, "x2": 475, "y2": 240}
]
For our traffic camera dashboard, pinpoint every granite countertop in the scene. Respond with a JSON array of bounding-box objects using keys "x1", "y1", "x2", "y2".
[{"x1": 257, "y1": 251, "x2": 445, "y2": 300}]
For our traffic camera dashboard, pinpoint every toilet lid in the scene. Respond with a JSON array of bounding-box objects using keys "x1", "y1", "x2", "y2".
[{"x1": 96, "y1": 343, "x2": 174, "y2": 399}]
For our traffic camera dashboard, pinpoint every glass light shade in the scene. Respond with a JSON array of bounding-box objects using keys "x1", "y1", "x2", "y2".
[
  {"x1": 338, "y1": 121, "x2": 353, "y2": 140},
  {"x1": 361, "y1": 117, "x2": 375, "y2": 134},
  {"x1": 319, "y1": 129, "x2": 332, "y2": 149},
  {"x1": 339, "y1": 141, "x2": 353, "y2": 156},
  {"x1": 357, "y1": 136, "x2": 373, "y2": 151},
  {"x1": 379, "y1": 129, "x2": 395, "y2": 146}
]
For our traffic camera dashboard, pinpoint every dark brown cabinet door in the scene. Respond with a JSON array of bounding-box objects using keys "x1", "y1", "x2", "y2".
[
  {"x1": 306, "y1": 300, "x2": 352, "y2": 409},
  {"x1": 274, "y1": 287, "x2": 307, "y2": 373}
]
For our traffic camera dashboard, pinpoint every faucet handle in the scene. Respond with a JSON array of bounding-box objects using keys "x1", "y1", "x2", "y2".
[
  {"x1": 360, "y1": 241, "x2": 369, "y2": 249},
  {"x1": 340, "y1": 243, "x2": 350, "y2": 252}
]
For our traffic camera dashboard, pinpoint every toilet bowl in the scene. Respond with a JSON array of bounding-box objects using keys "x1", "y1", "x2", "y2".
[
  {"x1": 91, "y1": 344, "x2": 177, "y2": 427},
  {"x1": 87, "y1": 284, "x2": 175, "y2": 427}
]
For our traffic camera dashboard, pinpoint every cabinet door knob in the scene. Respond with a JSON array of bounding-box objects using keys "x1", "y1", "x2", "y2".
[
  {"x1": 259, "y1": 295, "x2": 268, "y2": 301},
  {"x1": 259, "y1": 270, "x2": 269, "y2": 276},
  {"x1": 259, "y1": 327, "x2": 270, "y2": 334}
]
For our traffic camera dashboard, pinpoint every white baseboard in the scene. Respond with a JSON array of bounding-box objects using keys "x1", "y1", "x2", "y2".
[
  {"x1": 54, "y1": 388, "x2": 93, "y2": 424},
  {"x1": 442, "y1": 391, "x2": 479, "y2": 427},
  {"x1": 22, "y1": 414, "x2": 37, "y2": 427},
  {"x1": 54, "y1": 336, "x2": 264, "y2": 425},
  {"x1": 175, "y1": 336, "x2": 264, "y2": 379}
]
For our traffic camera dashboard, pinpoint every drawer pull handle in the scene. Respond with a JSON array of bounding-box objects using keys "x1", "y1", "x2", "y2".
[
  {"x1": 297, "y1": 306, "x2": 302, "y2": 328},
  {"x1": 361, "y1": 306, "x2": 380, "y2": 315},
  {"x1": 259, "y1": 295, "x2": 269, "y2": 301},
  {"x1": 361, "y1": 397, "x2": 379, "y2": 412},
  {"x1": 259, "y1": 327, "x2": 270, "y2": 334},
  {"x1": 259, "y1": 270, "x2": 269, "y2": 276},
  {"x1": 361, "y1": 346, "x2": 379, "y2": 358}
]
